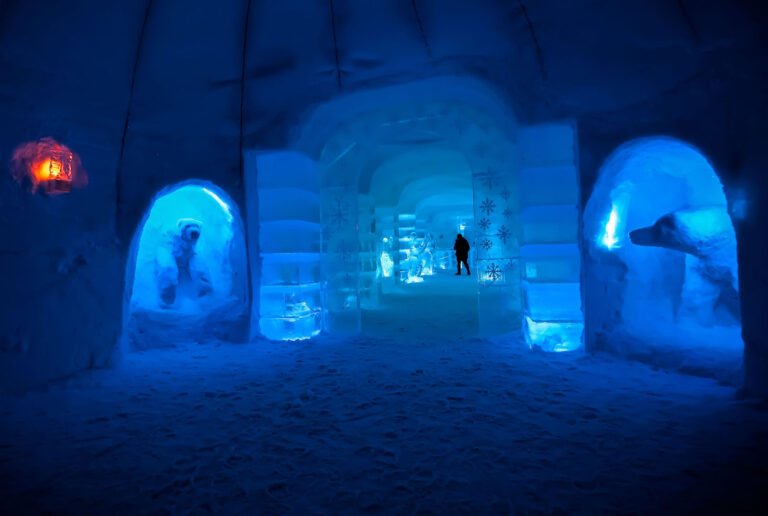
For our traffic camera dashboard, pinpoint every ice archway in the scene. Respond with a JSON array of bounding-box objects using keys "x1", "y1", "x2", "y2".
[
  {"x1": 246, "y1": 77, "x2": 583, "y2": 348},
  {"x1": 583, "y1": 137, "x2": 742, "y2": 382},
  {"x1": 123, "y1": 181, "x2": 249, "y2": 350}
]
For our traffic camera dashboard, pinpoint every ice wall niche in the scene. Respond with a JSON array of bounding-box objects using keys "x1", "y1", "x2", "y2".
[
  {"x1": 124, "y1": 182, "x2": 249, "y2": 350},
  {"x1": 583, "y1": 137, "x2": 743, "y2": 382}
]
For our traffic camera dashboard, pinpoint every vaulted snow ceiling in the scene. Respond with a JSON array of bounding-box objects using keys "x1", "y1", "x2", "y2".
[{"x1": 0, "y1": 0, "x2": 764, "y2": 227}]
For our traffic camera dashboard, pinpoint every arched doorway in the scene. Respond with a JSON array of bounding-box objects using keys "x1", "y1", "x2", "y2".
[
  {"x1": 583, "y1": 137, "x2": 742, "y2": 381},
  {"x1": 122, "y1": 181, "x2": 249, "y2": 350},
  {"x1": 246, "y1": 77, "x2": 583, "y2": 349}
]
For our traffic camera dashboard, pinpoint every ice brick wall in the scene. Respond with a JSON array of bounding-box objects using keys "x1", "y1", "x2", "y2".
[
  {"x1": 249, "y1": 152, "x2": 323, "y2": 341},
  {"x1": 518, "y1": 123, "x2": 583, "y2": 352}
]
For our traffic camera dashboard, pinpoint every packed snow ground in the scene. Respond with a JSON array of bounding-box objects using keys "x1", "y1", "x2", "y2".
[{"x1": 1, "y1": 272, "x2": 767, "y2": 515}]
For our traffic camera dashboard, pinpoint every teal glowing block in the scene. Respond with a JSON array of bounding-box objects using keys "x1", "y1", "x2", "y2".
[{"x1": 524, "y1": 317, "x2": 583, "y2": 352}]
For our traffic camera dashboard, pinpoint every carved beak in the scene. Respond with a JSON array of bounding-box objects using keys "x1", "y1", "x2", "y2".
[{"x1": 628, "y1": 226, "x2": 656, "y2": 246}]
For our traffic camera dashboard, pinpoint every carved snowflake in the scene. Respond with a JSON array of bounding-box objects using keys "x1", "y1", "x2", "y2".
[
  {"x1": 501, "y1": 187, "x2": 511, "y2": 201},
  {"x1": 478, "y1": 217, "x2": 491, "y2": 232},
  {"x1": 480, "y1": 198, "x2": 496, "y2": 216},
  {"x1": 481, "y1": 238, "x2": 493, "y2": 251},
  {"x1": 326, "y1": 197, "x2": 349, "y2": 228},
  {"x1": 485, "y1": 262, "x2": 502, "y2": 282},
  {"x1": 496, "y1": 225, "x2": 511, "y2": 244},
  {"x1": 502, "y1": 207, "x2": 514, "y2": 219}
]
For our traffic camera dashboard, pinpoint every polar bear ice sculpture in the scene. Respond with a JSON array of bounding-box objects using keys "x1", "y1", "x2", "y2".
[{"x1": 155, "y1": 218, "x2": 213, "y2": 308}]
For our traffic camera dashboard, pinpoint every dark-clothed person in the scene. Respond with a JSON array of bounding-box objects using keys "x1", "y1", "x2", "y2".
[{"x1": 454, "y1": 234, "x2": 471, "y2": 275}]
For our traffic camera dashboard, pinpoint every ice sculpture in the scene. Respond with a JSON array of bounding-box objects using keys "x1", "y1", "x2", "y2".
[
  {"x1": 155, "y1": 218, "x2": 212, "y2": 307},
  {"x1": 380, "y1": 236, "x2": 394, "y2": 277},
  {"x1": 131, "y1": 184, "x2": 238, "y2": 312},
  {"x1": 420, "y1": 233, "x2": 436, "y2": 276},
  {"x1": 405, "y1": 232, "x2": 425, "y2": 283},
  {"x1": 125, "y1": 182, "x2": 248, "y2": 349},
  {"x1": 629, "y1": 206, "x2": 740, "y2": 325}
]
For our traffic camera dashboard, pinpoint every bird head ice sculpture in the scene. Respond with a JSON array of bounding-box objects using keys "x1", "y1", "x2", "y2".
[{"x1": 629, "y1": 206, "x2": 740, "y2": 325}]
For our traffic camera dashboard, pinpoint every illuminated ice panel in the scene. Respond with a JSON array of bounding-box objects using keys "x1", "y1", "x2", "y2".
[
  {"x1": 259, "y1": 312, "x2": 322, "y2": 341},
  {"x1": 524, "y1": 317, "x2": 583, "y2": 352},
  {"x1": 518, "y1": 205, "x2": 578, "y2": 244},
  {"x1": 523, "y1": 281, "x2": 582, "y2": 321},
  {"x1": 520, "y1": 244, "x2": 580, "y2": 283},
  {"x1": 260, "y1": 253, "x2": 322, "y2": 285}
]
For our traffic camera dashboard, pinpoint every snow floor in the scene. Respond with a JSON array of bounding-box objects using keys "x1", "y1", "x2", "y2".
[{"x1": 2, "y1": 271, "x2": 768, "y2": 515}]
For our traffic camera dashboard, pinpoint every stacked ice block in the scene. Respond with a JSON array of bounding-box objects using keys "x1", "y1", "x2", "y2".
[{"x1": 518, "y1": 124, "x2": 584, "y2": 351}]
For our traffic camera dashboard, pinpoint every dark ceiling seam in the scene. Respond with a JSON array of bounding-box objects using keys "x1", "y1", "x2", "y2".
[
  {"x1": 239, "y1": 0, "x2": 252, "y2": 187},
  {"x1": 329, "y1": 0, "x2": 342, "y2": 89},
  {"x1": 676, "y1": 0, "x2": 699, "y2": 43},
  {"x1": 410, "y1": 0, "x2": 432, "y2": 57},
  {"x1": 516, "y1": 0, "x2": 547, "y2": 81},
  {"x1": 0, "y1": 0, "x2": 15, "y2": 34},
  {"x1": 239, "y1": 0, "x2": 254, "y2": 311},
  {"x1": 115, "y1": 0, "x2": 154, "y2": 230}
]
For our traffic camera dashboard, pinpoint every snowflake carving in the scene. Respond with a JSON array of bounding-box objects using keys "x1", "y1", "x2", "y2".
[
  {"x1": 485, "y1": 263, "x2": 502, "y2": 282},
  {"x1": 480, "y1": 198, "x2": 496, "y2": 216},
  {"x1": 326, "y1": 197, "x2": 349, "y2": 228},
  {"x1": 481, "y1": 238, "x2": 493, "y2": 251},
  {"x1": 501, "y1": 187, "x2": 511, "y2": 201},
  {"x1": 496, "y1": 225, "x2": 511, "y2": 244},
  {"x1": 502, "y1": 207, "x2": 514, "y2": 219},
  {"x1": 478, "y1": 217, "x2": 491, "y2": 232}
]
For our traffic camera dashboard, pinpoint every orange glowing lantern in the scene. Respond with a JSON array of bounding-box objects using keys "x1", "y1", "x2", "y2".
[{"x1": 10, "y1": 137, "x2": 86, "y2": 194}]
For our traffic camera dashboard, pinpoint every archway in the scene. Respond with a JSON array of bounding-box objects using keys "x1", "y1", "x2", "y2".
[
  {"x1": 247, "y1": 77, "x2": 583, "y2": 348},
  {"x1": 123, "y1": 181, "x2": 249, "y2": 350},
  {"x1": 583, "y1": 137, "x2": 742, "y2": 381}
]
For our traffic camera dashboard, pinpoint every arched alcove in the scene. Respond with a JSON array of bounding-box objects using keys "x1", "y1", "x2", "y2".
[
  {"x1": 122, "y1": 181, "x2": 249, "y2": 350},
  {"x1": 583, "y1": 137, "x2": 742, "y2": 381}
]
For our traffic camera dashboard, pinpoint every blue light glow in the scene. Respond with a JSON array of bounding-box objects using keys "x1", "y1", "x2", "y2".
[
  {"x1": 202, "y1": 187, "x2": 233, "y2": 222},
  {"x1": 600, "y1": 204, "x2": 621, "y2": 249},
  {"x1": 524, "y1": 316, "x2": 583, "y2": 352}
]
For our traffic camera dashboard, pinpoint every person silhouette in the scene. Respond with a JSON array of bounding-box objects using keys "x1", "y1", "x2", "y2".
[{"x1": 453, "y1": 233, "x2": 470, "y2": 275}]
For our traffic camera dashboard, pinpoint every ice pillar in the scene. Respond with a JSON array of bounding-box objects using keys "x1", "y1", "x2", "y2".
[{"x1": 518, "y1": 122, "x2": 583, "y2": 351}]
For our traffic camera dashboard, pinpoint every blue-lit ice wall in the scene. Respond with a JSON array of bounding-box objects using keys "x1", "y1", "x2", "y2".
[
  {"x1": 518, "y1": 123, "x2": 583, "y2": 351},
  {"x1": 256, "y1": 152, "x2": 324, "y2": 341}
]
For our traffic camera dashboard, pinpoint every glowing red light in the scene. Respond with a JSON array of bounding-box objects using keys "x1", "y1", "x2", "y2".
[{"x1": 10, "y1": 137, "x2": 86, "y2": 194}]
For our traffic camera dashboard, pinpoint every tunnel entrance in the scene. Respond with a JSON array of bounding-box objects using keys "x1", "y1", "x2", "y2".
[
  {"x1": 583, "y1": 137, "x2": 743, "y2": 382},
  {"x1": 122, "y1": 181, "x2": 249, "y2": 350},
  {"x1": 247, "y1": 77, "x2": 583, "y2": 348}
]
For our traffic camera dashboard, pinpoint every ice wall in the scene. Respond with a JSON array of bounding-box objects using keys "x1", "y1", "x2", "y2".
[
  {"x1": 1, "y1": 0, "x2": 766, "y2": 392},
  {"x1": 249, "y1": 152, "x2": 323, "y2": 341}
]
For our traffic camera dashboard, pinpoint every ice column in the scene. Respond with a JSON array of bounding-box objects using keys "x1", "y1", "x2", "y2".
[
  {"x1": 252, "y1": 152, "x2": 324, "y2": 341},
  {"x1": 518, "y1": 123, "x2": 583, "y2": 351},
  {"x1": 472, "y1": 159, "x2": 523, "y2": 335},
  {"x1": 357, "y1": 194, "x2": 379, "y2": 309},
  {"x1": 321, "y1": 184, "x2": 361, "y2": 333}
]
